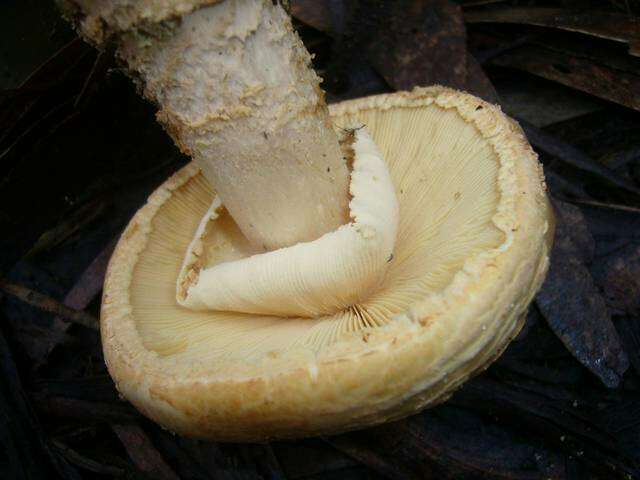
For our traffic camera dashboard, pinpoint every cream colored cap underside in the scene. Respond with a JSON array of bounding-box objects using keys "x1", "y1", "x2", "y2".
[{"x1": 130, "y1": 95, "x2": 505, "y2": 366}]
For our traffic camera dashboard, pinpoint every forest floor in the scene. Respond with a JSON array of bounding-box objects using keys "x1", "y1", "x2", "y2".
[{"x1": 2, "y1": 1, "x2": 640, "y2": 479}]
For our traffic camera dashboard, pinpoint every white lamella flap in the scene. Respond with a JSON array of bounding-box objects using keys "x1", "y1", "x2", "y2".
[{"x1": 176, "y1": 128, "x2": 399, "y2": 317}]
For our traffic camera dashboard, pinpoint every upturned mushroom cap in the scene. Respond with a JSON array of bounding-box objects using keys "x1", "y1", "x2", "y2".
[{"x1": 102, "y1": 87, "x2": 554, "y2": 441}]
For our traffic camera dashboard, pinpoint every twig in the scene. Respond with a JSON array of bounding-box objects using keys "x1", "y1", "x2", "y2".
[
  {"x1": 52, "y1": 440, "x2": 125, "y2": 476},
  {"x1": 41, "y1": 237, "x2": 117, "y2": 358},
  {"x1": 0, "y1": 279, "x2": 99, "y2": 330},
  {"x1": 568, "y1": 198, "x2": 640, "y2": 214},
  {"x1": 25, "y1": 200, "x2": 108, "y2": 258},
  {"x1": 464, "y1": 7, "x2": 640, "y2": 54},
  {"x1": 111, "y1": 423, "x2": 180, "y2": 480},
  {"x1": 74, "y1": 48, "x2": 112, "y2": 110},
  {"x1": 33, "y1": 396, "x2": 137, "y2": 423}
]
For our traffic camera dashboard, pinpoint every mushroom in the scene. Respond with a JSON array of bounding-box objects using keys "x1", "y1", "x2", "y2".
[{"x1": 60, "y1": 0, "x2": 554, "y2": 441}]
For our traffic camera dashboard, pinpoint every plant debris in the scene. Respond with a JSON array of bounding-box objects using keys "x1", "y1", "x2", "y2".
[
  {"x1": 465, "y1": 7, "x2": 640, "y2": 56},
  {"x1": 3, "y1": 0, "x2": 640, "y2": 478},
  {"x1": 536, "y1": 201, "x2": 629, "y2": 388},
  {"x1": 0, "y1": 279, "x2": 99, "y2": 331}
]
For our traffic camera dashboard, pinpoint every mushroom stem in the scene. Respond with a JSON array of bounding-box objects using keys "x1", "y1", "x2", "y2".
[{"x1": 59, "y1": 0, "x2": 350, "y2": 251}]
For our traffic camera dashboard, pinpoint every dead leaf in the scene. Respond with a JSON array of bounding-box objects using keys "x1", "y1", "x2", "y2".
[
  {"x1": 592, "y1": 244, "x2": 640, "y2": 316},
  {"x1": 615, "y1": 317, "x2": 640, "y2": 376},
  {"x1": 327, "y1": 433, "x2": 418, "y2": 480},
  {"x1": 112, "y1": 424, "x2": 180, "y2": 480},
  {"x1": 291, "y1": 0, "x2": 339, "y2": 35},
  {"x1": 466, "y1": 55, "x2": 500, "y2": 103},
  {"x1": 489, "y1": 45, "x2": 640, "y2": 112},
  {"x1": 452, "y1": 377, "x2": 637, "y2": 477},
  {"x1": 554, "y1": 200, "x2": 595, "y2": 263},
  {"x1": 536, "y1": 201, "x2": 629, "y2": 388},
  {"x1": 465, "y1": 7, "x2": 640, "y2": 56},
  {"x1": 366, "y1": 0, "x2": 468, "y2": 91},
  {"x1": 1, "y1": 261, "x2": 72, "y2": 365},
  {"x1": 44, "y1": 237, "x2": 117, "y2": 359},
  {"x1": 274, "y1": 441, "x2": 358, "y2": 479},
  {"x1": 25, "y1": 200, "x2": 108, "y2": 258},
  {"x1": 293, "y1": 0, "x2": 498, "y2": 103},
  {"x1": 519, "y1": 120, "x2": 640, "y2": 197}
]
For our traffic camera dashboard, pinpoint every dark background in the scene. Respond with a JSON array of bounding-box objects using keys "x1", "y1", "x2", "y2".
[{"x1": 1, "y1": 0, "x2": 640, "y2": 478}]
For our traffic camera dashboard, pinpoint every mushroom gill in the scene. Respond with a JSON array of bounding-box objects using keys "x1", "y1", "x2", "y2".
[{"x1": 130, "y1": 91, "x2": 509, "y2": 363}]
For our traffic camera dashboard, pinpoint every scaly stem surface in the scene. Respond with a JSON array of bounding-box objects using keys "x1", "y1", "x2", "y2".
[{"x1": 60, "y1": 0, "x2": 350, "y2": 250}]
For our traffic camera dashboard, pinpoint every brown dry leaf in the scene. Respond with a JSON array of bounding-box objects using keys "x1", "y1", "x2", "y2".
[
  {"x1": 593, "y1": 244, "x2": 640, "y2": 317},
  {"x1": 112, "y1": 424, "x2": 179, "y2": 480},
  {"x1": 536, "y1": 201, "x2": 629, "y2": 388},
  {"x1": 366, "y1": 0, "x2": 468, "y2": 91},
  {"x1": 44, "y1": 237, "x2": 117, "y2": 359},
  {"x1": 290, "y1": 0, "x2": 334, "y2": 33},
  {"x1": 365, "y1": 0, "x2": 498, "y2": 103},
  {"x1": 616, "y1": 316, "x2": 640, "y2": 376},
  {"x1": 25, "y1": 200, "x2": 108, "y2": 258},
  {"x1": 466, "y1": 55, "x2": 499, "y2": 103},
  {"x1": 292, "y1": 0, "x2": 498, "y2": 102},
  {"x1": 489, "y1": 45, "x2": 640, "y2": 112},
  {"x1": 519, "y1": 120, "x2": 640, "y2": 197},
  {"x1": 275, "y1": 441, "x2": 360, "y2": 479},
  {"x1": 0, "y1": 331, "x2": 82, "y2": 479},
  {"x1": 529, "y1": 34, "x2": 640, "y2": 80},
  {"x1": 329, "y1": 414, "x2": 567, "y2": 479},
  {"x1": 0, "y1": 261, "x2": 90, "y2": 367},
  {"x1": 452, "y1": 377, "x2": 638, "y2": 477},
  {"x1": 327, "y1": 433, "x2": 418, "y2": 480},
  {"x1": 51, "y1": 440, "x2": 124, "y2": 477},
  {"x1": 464, "y1": 7, "x2": 640, "y2": 56}
]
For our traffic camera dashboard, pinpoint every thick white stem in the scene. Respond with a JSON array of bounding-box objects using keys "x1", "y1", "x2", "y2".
[{"x1": 115, "y1": 0, "x2": 349, "y2": 250}]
